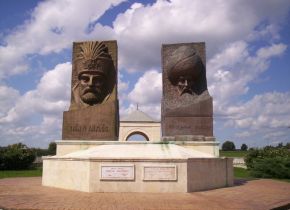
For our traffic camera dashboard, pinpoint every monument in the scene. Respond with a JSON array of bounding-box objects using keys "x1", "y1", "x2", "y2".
[
  {"x1": 42, "y1": 40, "x2": 233, "y2": 193},
  {"x1": 62, "y1": 40, "x2": 119, "y2": 140},
  {"x1": 162, "y1": 42, "x2": 214, "y2": 141}
]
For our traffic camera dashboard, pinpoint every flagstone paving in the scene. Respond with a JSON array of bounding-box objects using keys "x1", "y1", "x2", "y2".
[{"x1": 0, "y1": 177, "x2": 289, "y2": 210}]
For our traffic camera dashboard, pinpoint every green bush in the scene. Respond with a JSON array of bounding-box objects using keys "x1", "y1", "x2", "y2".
[
  {"x1": 245, "y1": 147, "x2": 290, "y2": 179},
  {"x1": 0, "y1": 143, "x2": 36, "y2": 170},
  {"x1": 249, "y1": 157, "x2": 290, "y2": 179}
]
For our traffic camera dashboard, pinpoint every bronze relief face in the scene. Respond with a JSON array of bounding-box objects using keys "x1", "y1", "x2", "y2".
[
  {"x1": 72, "y1": 41, "x2": 115, "y2": 107},
  {"x1": 167, "y1": 45, "x2": 204, "y2": 96}
]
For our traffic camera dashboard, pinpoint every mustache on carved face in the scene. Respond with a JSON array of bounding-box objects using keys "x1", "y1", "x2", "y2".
[
  {"x1": 83, "y1": 87, "x2": 101, "y2": 95},
  {"x1": 179, "y1": 87, "x2": 193, "y2": 95}
]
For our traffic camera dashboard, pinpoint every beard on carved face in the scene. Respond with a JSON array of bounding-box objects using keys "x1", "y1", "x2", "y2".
[{"x1": 80, "y1": 87, "x2": 103, "y2": 105}]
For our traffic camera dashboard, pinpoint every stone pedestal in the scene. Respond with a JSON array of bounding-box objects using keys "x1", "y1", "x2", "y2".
[{"x1": 62, "y1": 101, "x2": 118, "y2": 140}]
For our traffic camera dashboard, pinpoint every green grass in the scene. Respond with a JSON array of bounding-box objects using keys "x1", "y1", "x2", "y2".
[
  {"x1": 234, "y1": 167, "x2": 252, "y2": 179},
  {"x1": 0, "y1": 167, "x2": 42, "y2": 179},
  {"x1": 234, "y1": 167, "x2": 290, "y2": 183},
  {"x1": 220, "y1": 150, "x2": 248, "y2": 157}
]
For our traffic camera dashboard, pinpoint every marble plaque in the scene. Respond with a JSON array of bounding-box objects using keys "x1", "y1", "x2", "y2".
[
  {"x1": 143, "y1": 165, "x2": 177, "y2": 181},
  {"x1": 100, "y1": 164, "x2": 134, "y2": 180}
]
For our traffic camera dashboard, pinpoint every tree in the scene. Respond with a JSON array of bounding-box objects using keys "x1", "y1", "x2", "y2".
[
  {"x1": 48, "y1": 142, "x2": 57, "y2": 155},
  {"x1": 0, "y1": 143, "x2": 35, "y2": 170},
  {"x1": 277, "y1": 142, "x2": 284, "y2": 148},
  {"x1": 222, "y1": 141, "x2": 236, "y2": 151},
  {"x1": 241, "y1": 143, "x2": 248, "y2": 151}
]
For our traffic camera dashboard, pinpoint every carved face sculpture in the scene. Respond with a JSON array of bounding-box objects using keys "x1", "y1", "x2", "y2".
[
  {"x1": 78, "y1": 68, "x2": 106, "y2": 105},
  {"x1": 168, "y1": 46, "x2": 203, "y2": 96},
  {"x1": 75, "y1": 42, "x2": 114, "y2": 106}
]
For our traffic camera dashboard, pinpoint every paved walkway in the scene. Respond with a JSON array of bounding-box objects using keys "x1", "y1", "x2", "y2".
[{"x1": 0, "y1": 177, "x2": 290, "y2": 210}]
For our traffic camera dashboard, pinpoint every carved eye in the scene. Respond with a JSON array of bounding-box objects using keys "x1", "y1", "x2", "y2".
[
  {"x1": 178, "y1": 77, "x2": 185, "y2": 83},
  {"x1": 80, "y1": 75, "x2": 89, "y2": 83},
  {"x1": 93, "y1": 77, "x2": 104, "y2": 86}
]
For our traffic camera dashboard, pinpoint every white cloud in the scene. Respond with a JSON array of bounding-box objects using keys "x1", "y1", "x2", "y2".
[
  {"x1": 113, "y1": 0, "x2": 290, "y2": 72},
  {"x1": 118, "y1": 71, "x2": 129, "y2": 99},
  {"x1": 0, "y1": 62, "x2": 71, "y2": 123},
  {"x1": 208, "y1": 42, "x2": 287, "y2": 115},
  {"x1": 119, "y1": 70, "x2": 162, "y2": 120},
  {"x1": 0, "y1": 0, "x2": 124, "y2": 79},
  {"x1": 128, "y1": 70, "x2": 161, "y2": 105},
  {"x1": 225, "y1": 92, "x2": 290, "y2": 130},
  {"x1": 0, "y1": 86, "x2": 20, "y2": 118},
  {"x1": 0, "y1": 62, "x2": 71, "y2": 147}
]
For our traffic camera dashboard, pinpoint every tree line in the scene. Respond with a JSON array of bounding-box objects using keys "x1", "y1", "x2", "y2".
[{"x1": 0, "y1": 142, "x2": 56, "y2": 170}]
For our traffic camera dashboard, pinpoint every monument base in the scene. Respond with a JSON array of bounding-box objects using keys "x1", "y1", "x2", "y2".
[
  {"x1": 42, "y1": 144, "x2": 233, "y2": 193},
  {"x1": 62, "y1": 101, "x2": 119, "y2": 140},
  {"x1": 55, "y1": 140, "x2": 220, "y2": 157}
]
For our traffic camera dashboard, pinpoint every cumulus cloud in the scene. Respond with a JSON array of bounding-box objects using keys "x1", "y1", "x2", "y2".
[
  {"x1": 225, "y1": 92, "x2": 290, "y2": 130},
  {"x1": 113, "y1": 0, "x2": 290, "y2": 72},
  {"x1": 0, "y1": 86, "x2": 20, "y2": 118},
  {"x1": 208, "y1": 41, "x2": 287, "y2": 114},
  {"x1": 120, "y1": 70, "x2": 162, "y2": 120},
  {"x1": 0, "y1": 62, "x2": 71, "y2": 147},
  {"x1": 128, "y1": 70, "x2": 161, "y2": 104},
  {"x1": 0, "y1": 0, "x2": 123, "y2": 79}
]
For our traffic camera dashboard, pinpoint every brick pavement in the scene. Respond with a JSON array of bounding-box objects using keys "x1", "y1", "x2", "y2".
[{"x1": 0, "y1": 177, "x2": 290, "y2": 210}]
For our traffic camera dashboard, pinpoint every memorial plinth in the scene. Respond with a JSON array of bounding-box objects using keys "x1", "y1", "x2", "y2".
[
  {"x1": 62, "y1": 101, "x2": 118, "y2": 140},
  {"x1": 42, "y1": 144, "x2": 233, "y2": 193}
]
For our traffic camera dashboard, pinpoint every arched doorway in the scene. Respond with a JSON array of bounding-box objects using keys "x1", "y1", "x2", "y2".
[{"x1": 125, "y1": 131, "x2": 149, "y2": 141}]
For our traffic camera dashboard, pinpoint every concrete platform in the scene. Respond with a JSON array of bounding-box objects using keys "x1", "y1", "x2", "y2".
[
  {"x1": 42, "y1": 144, "x2": 232, "y2": 192},
  {"x1": 1, "y1": 177, "x2": 290, "y2": 210}
]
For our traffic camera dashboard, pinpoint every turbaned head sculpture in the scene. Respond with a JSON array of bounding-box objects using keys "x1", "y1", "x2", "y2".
[
  {"x1": 167, "y1": 45, "x2": 207, "y2": 96},
  {"x1": 71, "y1": 41, "x2": 115, "y2": 108}
]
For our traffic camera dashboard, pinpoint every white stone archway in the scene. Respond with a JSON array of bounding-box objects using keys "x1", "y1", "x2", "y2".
[{"x1": 119, "y1": 109, "x2": 161, "y2": 142}]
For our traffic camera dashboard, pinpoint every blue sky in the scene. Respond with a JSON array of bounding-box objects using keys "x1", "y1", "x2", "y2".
[{"x1": 0, "y1": 0, "x2": 290, "y2": 148}]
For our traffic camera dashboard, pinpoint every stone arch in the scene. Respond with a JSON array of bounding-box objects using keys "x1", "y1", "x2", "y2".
[{"x1": 125, "y1": 130, "x2": 149, "y2": 141}]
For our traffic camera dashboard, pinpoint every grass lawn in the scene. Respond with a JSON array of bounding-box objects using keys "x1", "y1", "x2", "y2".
[
  {"x1": 234, "y1": 167, "x2": 252, "y2": 179},
  {"x1": 0, "y1": 167, "x2": 42, "y2": 179},
  {"x1": 234, "y1": 167, "x2": 290, "y2": 183},
  {"x1": 220, "y1": 150, "x2": 248, "y2": 157}
]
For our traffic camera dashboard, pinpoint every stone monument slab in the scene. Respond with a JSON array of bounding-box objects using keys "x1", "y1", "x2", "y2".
[
  {"x1": 161, "y1": 42, "x2": 213, "y2": 137},
  {"x1": 62, "y1": 40, "x2": 119, "y2": 140}
]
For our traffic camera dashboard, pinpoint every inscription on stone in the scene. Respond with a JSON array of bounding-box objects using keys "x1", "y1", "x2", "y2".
[
  {"x1": 65, "y1": 124, "x2": 109, "y2": 133},
  {"x1": 100, "y1": 165, "x2": 134, "y2": 180},
  {"x1": 143, "y1": 165, "x2": 177, "y2": 181}
]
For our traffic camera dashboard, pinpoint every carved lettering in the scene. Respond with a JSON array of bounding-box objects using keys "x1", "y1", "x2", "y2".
[
  {"x1": 101, "y1": 165, "x2": 135, "y2": 180},
  {"x1": 67, "y1": 124, "x2": 109, "y2": 133}
]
